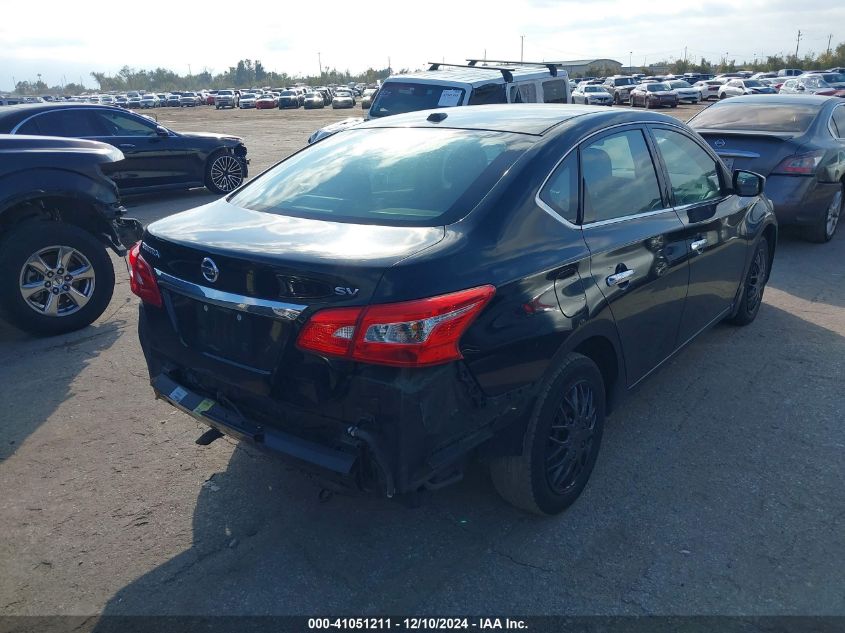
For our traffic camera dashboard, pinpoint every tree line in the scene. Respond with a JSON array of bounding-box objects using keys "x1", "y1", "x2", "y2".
[
  {"x1": 10, "y1": 43, "x2": 845, "y2": 95},
  {"x1": 12, "y1": 59, "x2": 397, "y2": 95}
]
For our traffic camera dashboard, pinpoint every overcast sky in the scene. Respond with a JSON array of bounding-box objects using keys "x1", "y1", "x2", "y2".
[{"x1": 1, "y1": 0, "x2": 842, "y2": 91}]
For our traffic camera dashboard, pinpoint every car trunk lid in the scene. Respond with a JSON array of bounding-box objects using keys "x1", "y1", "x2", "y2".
[
  {"x1": 141, "y1": 200, "x2": 445, "y2": 374},
  {"x1": 695, "y1": 129, "x2": 802, "y2": 175}
]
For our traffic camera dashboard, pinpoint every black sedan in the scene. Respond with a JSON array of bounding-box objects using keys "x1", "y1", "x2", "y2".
[
  {"x1": 629, "y1": 82, "x2": 679, "y2": 108},
  {"x1": 132, "y1": 105, "x2": 776, "y2": 515},
  {"x1": 277, "y1": 90, "x2": 300, "y2": 109},
  {"x1": 0, "y1": 104, "x2": 249, "y2": 195},
  {"x1": 689, "y1": 95, "x2": 845, "y2": 242}
]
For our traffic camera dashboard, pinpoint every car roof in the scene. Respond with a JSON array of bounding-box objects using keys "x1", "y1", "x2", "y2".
[
  {"x1": 356, "y1": 104, "x2": 678, "y2": 136},
  {"x1": 388, "y1": 65, "x2": 566, "y2": 88}
]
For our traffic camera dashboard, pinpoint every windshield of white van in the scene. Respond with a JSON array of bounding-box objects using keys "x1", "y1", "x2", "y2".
[{"x1": 368, "y1": 82, "x2": 466, "y2": 118}]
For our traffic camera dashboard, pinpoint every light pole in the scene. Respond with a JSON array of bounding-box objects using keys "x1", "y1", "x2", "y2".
[
  {"x1": 520, "y1": 35, "x2": 525, "y2": 62},
  {"x1": 629, "y1": 51, "x2": 632, "y2": 73}
]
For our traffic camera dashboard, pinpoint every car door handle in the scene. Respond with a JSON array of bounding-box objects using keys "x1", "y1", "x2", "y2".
[
  {"x1": 118, "y1": 143, "x2": 136, "y2": 149},
  {"x1": 606, "y1": 269, "x2": 635, "y2": 286},
  {"x1": 691, "y1": 238, "x2": 708, "y2": 253}
]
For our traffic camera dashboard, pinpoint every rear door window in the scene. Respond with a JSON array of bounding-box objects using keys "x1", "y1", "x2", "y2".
[
  {"x1": 509, "y1": 83, "x2": 538, "y2": 103},
  {"x1": 831, "y1": 106, "x2": 845, "y2": 138},
  {"x1": 581, "y1": 129, "x2": 664, "y2": 224},
  {"x1": 468, "y1": 83, "x2": 506, "y2": 105},
  {"x1": 539, "y1": 153, "x2": 579, "y2": 223},
  {"x1": 18, "y1": 109, "x2": 105, "y2": 137},
  {"x1": 542, "y1": 79, "x2": 568, "y2": 103}
]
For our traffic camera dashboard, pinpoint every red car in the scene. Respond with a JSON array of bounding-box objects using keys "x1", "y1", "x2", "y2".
[
  {"x1": 205, "y1": 90, "x2": 218, "y2": 105},
  {"x1": 255, "y1": 94, "x2": 278, "y2": 109}
]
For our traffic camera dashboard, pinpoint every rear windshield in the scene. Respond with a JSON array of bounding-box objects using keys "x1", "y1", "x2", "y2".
[
  {"x1": 228, "y1": 128, "x2": 531, "y2": 226},
  {"x1": 614, "y1": 78, "x2": 635, "y2": 86},
  {"x1": 690, "y1": 103, "x2": 820, "y2": 133},
  {"x1": 369, "y1": 82, "x2": 466, "y2": 118}
]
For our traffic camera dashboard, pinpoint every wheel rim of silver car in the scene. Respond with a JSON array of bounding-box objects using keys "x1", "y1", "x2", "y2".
[
  {"x1": 546, "y1": 381, "x2": 597, "y2": 495},
  {"x1": 19, "y1": 245, "x2": 95, "y2": 317},
  {"x1": 826, "y1": 190, "x2": 842, "y2": 238},
  {"x1": 210, "y1": 156, "x2": 243, "y2": 192}
]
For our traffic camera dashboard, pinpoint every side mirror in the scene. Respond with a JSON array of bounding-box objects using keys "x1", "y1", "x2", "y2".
[
  {"x1": 733, "y1": 169, "x2": 764, "y2": 196},
  {"x1": 796, "y1": 84, "x2": 805, "y2": 91},
  {"x1": 155, "y1": 125, "x2": 169, "y2": 137}
]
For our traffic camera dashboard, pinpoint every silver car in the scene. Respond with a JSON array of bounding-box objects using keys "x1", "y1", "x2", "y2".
[
  {"x1": 571, "y1": 84, "x2": 613, "y2": 106},
  {"x1": 667, "y1": 80, "x2": 701, "y2": 104},
  {"x1": 332, "y1": 90, "x2": 355, "y2": 109},
  {"x1": 779, "y1": 73, "x2": 845, "y2": 96}
]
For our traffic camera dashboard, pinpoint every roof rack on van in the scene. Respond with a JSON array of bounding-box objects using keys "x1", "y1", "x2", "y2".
[
  {"x1": 466, "y1": 59, "x2": 560, "y2": 77},
  {"x1": 427, "y1": 62, "x2": 515, "y2": 83}
]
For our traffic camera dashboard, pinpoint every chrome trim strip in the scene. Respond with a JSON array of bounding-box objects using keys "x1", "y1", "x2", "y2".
[
  {"x1": 716, "y1": 149, "x2": 760, "y2": 159},
  {"x1": 153, "y1": 269, "x2": 305, "y2": 320},
  {"x1": 582, "y1": 208, "x2": 675, "y2": 229}
]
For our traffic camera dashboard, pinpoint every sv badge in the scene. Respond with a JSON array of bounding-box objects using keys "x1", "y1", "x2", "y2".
[{"x1": 334, "y1": 286, "x2": 360, "y2": 296}]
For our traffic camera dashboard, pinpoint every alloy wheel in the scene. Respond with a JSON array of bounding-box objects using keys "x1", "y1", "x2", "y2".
[
  {"x1": 209, "y1": 155, "x2": 244, "y2": 192},
  {"x1": 826, "y1": 189, "x2": 842, "y2": 239},
  {"x1": 745, "y1": 245, "x2": 768, "y2": 312},
  {"x1": 545, "y1": 381, "x2": 598, "y2": 495},
  {"x1": 19, "y1": 245, "x2": 95, "y2": 317}
]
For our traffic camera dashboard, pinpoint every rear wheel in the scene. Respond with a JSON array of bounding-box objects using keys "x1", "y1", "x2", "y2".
[
  {"x1": 490, "y1": 353, "x2": 606, "y2": 515},
  {"x1": 729, "y1": 238, "x2": 769, "y2": 326},
  {"x1": 0, "y1": 222, "x2": 114, "y2": 335},
  {"x1": 803, "y1": 185, "x2": 842, "y2": 243},
  {"x1": 205, "y1": 151, "x2": 244, "y2": 194}
]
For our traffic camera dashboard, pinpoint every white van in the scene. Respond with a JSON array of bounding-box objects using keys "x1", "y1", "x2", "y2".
[{"x1": 308, "y1": 60, "x2": 571, "y2": 143}]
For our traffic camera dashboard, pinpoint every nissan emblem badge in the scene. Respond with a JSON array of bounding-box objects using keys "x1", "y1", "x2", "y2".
[{"x1": 201, "y1": 257, "x2": 219, "y2": 283}]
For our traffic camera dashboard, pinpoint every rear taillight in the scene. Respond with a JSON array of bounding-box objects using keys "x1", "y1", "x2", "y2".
[
  {"x1": 772, "y1": 151, "x2": 824, "y2": 175},
  {"x1": 128, "y1": 242, "x2": 162, "y2": 308},
  {"x1": 296, "y1": 285, "x2": 495, "y2": 368}
]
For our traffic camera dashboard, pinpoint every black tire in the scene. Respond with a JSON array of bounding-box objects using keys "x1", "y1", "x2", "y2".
[
  {"x1": 729, "y1": 238, "x2": 769, "y2": 326},
  {"x1": 802, "y1": 184, "x2": 842, "y2": 243},
  {"x1": 204, "y1": 151, "x2": 245, "y2": 194},
  {"x1": 490, "y1": 353, "x2": 606, "y2": 515},
  {"x1": 0, "y1": 221, "x2": 115, "y2": 336}
]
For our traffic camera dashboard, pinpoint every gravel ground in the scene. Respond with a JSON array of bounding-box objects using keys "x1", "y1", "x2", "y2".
[{"x1": 1, "y1": 100, "x2": 842, "y2": 619}]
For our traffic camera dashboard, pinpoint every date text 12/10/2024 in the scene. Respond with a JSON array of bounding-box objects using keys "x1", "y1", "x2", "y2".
[{"x1": 308, "y1": 618, "x2": 528, "y2": 630}]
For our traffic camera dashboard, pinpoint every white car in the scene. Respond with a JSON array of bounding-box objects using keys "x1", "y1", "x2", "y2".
[
  {"x1": 239, "y1": 93, "x2": 257, "y2": 109},
  {"x1": 571, "y1": 84, "x2": 612, "y2": 105},
  {"x1": 666, "y1": 80, "x2": 700, "y2": 104},
  {"x1": 692, "y1": 80, "x2": 724, "y2": 101},
  {"x1": 718, "y1": 79, "x2": 777, "y2": 99}
]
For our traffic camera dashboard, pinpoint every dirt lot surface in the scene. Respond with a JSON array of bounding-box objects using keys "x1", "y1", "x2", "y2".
[{"x1": 1, "y1": 102, "x2": 843, "y2": 619}]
